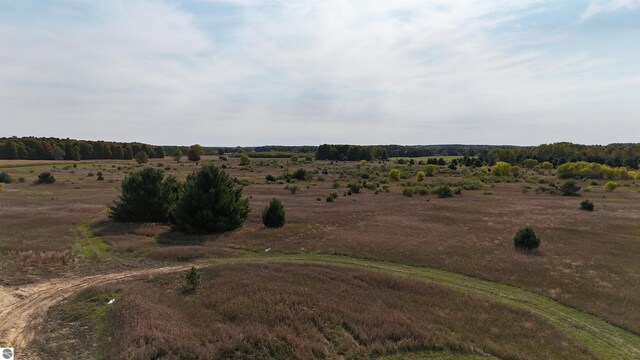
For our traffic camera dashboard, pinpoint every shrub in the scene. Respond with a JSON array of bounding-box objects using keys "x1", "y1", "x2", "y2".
[
  {"x1": 514, "y1": 226, "x2": 540, "y2": 250},
  {"x1": 580, "y1": 199, "x2": 594, "y2": 211},
  {"x1": 109, "y1": 168, "x2": 181, "y2": 223},
  {"x1": 171, "y1": 165, "x2": 250, "y2": 234},
  {"x1": 292, "y1": 168, "x2": 309, "y2": 180},
  {"x1": 491, "y1": 161, "x2": 512, "y2": 176},
  {"x1": 265, "y1": 175, "x2": 276, "y2": 182},
  {"x1": 330, "y1": 192, "x2": 339, "y2": 199},
  {"x1": 604, "y1": 181, "x2": 618, "y2": 192},
  {"x1": 0, "y1": 171, "x2": 12, "y2": 183},
  {"x1": 388, "y1": 169, "x2": 401, "y2": 181},
  {"x1": 541, "y1": 161, "x2": 554, "y2": 169},
  {"x1": 262, "y1": 198, "x2": 285, "y2": 228},
  {"x1": 523, "y1": 159, "x2": 539, "y2": 169},
  {"x1": 326, "y1": 196, "x2": 333, "y2": 202},
  {"x1": 561, "y1": 180, "x2": 581, "y2": 196},
  {"x1": 284, "y1": 184, "x2": 299, "y2": 194},
  {"x1": 135, "y1": 151, "x2": 149, "y2": 164},
  {"x1": 402, "y1": 187, "x2": 414, "y2": 197},
  {"x1": 239, "y1": 154, "x2": 251, "y2": 166},
  {"x1": 97, "y1": 174, "x2": 104, "y2": 181},
  {"x1": 185, "y1": 266, "x2": 201, "y2": 290},
  {"x1": 424, "y1": 165, "x2": 437, "y2": 177},
  {"x1": 332, "y1": 181, "x2": 341, "y2": 189},
  {"x1": 416, "y1": 171, "x2": 425, "y2": 182},
  {"x1": 36, "y1": 172, "x2": 56, "y2": 184},
  {"x1": 347, "y1": 182, "x2": 361, "y2": 194},
  {"x1": 434, "y1": 185, "x2": 453, "y2": 198}
]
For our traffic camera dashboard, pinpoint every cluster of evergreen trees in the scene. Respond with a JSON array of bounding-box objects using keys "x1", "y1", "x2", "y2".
[
  {"x1": 315, "y1": 144, "x2": 388, "y2": 161},
  {"x1": 0, "y1": 137, "x2": 164, "y2": 161}
]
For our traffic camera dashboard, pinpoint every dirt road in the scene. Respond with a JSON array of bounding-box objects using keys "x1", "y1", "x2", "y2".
[{"x1": 0, "y1": 264, "x2": 196, "y2": 359}]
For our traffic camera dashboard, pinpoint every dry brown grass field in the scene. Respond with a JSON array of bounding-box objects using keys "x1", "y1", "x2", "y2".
[{"x1": 1, "y1": 156, "x2": 639, "y2": 359}]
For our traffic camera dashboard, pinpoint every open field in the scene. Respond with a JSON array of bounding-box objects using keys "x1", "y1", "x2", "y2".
[{"x1": 1, "y1": 156, "x2": 639, "y2": 359}]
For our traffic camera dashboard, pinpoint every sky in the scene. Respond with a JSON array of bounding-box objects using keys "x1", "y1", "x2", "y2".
[{"x1": 0, "y1": 0, "x2": 639, "y2": 146}]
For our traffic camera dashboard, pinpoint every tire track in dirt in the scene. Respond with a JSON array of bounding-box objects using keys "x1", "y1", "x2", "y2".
[{"x1": 0, "y1": 264, "x2": 195, "y2": 359}]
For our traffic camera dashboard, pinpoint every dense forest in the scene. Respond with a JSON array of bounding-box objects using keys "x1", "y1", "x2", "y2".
[
  {"x1": 315, "y1": 144, "x2": 389, "y2": 161},
  {"x1": 0, "y1": 137, "x2": 164, "y2": 160}
]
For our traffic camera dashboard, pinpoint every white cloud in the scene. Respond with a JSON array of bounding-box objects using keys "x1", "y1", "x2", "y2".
[
  {"x1": 581, "y1": 0, "x2": 640, "y2": 20},
  {"x1": 0, "y1": 0, "x2": 639, "y2": 145}
]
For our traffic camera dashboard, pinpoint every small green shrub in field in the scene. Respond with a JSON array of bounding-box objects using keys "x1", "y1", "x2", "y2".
[
  {"x1": 36, "y1": 172, "x2": 56, "y2": 184},
  {"x1": 416, "y1": 171, "x2": 425, "y2": 182},
  {"x1": 265, "y1": 174, "x2": 276, "y2": 182},
  {"x1": 0, "y1": 171, "x2": 12, "y2": 183},
  {"x1": 185, "y1": 266, "x2": 201, "y2": 290},
  {"x1": 491, "y1": 161, "x2": 512, "y2": 176},
  {"x1": 292, "y1": 168, "x2": 309, "y2": 180},
  {"x1": 330, "y1": 192, "x2": 339, "y2": 199},
  {"x1": 580, "y1": 199, "x2": 594, "y2": 211},
  {"x1": 262, "y1": 198, "x2": 285, "y2": 228},
  {"x1": 604, "y1": 182, "x2": 618, "y2": 192},
  {"x1": 514, "y1": 226, "x2": 540, "y2": 250},
  {"x1": 135, "y1": 151, "x2": 149, "y2": 164},
  {"x1": 348, "y1": 182, "x2": 361, "y2": 194},
  {"x1": 388, "y1": 169, "x2": 401, "y2": 181},
  {"x1": 284, "y1": 184, "x2": 299, "y2": 194},
  {"x1": 561, "y1": 180, "x2": 581, "y2": 196},
  {"x1": 424, "y1": 165, "x2": 437, "y2": 176},
  {"x1": 239, "y1": 154, "x2": 251, "y2": 166},
  {"x1": 584, "y1": 185, "x2": 593, "y2": 192},
  {"x1": 332, "y1": 181, "x2": 341, "y2": 189},
  {"x1": 402, "y1": 187, "x2": 414, "y2": 197},
  {"x1": 97, "y1": 174, "x2": 104, "y2": 181},
  {"x1": 541, "y1": 161, "x2": 553, "y2": 169},
  {"x1": 434, "y1": 185, "x2": 453, "y2": 198},
  {"x1": 326, "y1": 196, "x2": 334, "y2": 202},
  {"x1": 417, "y1": 188, "x2": 428, "y2": 196}
]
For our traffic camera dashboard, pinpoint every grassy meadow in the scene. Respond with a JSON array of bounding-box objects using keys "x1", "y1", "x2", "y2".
[{"x1": 1, "y1": 156, "x2": 639, "y2": 359}]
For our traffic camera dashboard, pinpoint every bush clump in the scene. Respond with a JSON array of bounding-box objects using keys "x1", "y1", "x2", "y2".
[
  {"x1": 604, "y1": 181, "x2": 618, "y2": 192},
  {"x1": 171, "y1": 165, "x2": 250, "y2": 234},
  {"x1": 514, "y1": 226, "x2": 540, "y2": 250},
  {"x1": 185, "y1": 266, "x2": 201, "y2": 290},
  {"x1": 388, "y1": 169, "x2": 400, "y2": 181},
  {"x1": 0, "y1": 171, "x2": 12, "y2": 183},
  {"x1": 262, "y1": 198, "x2": 285, "y2": 228},
  {"x1": 36, "y1": 172, "x2": 56, "y2": 184},
  {"x1": 580, "y1": 199, "x2": 594, "y2": 211},
  {"x1": 434, "y1": 185, "x2": 453, "y2": 198},
  {"x1": 561, "y1": 180, "x2": 581, "y2": 196},
  {"x1": 109, "y1": 168, "x2": 181, "y2": 223}
]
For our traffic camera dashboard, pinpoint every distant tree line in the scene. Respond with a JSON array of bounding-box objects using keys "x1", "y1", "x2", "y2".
[
  {"x1": 315, "y1": 144, "x2": 388, "y2": 161},
  {"x1": 484, "y1": 142, "x2": 640, "y2": 169},
  {"x1": 0, "y1": 137, "x2": 164, "y2": 161}
]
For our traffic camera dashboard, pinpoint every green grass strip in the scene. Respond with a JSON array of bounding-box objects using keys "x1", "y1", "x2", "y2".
[{"x1": 77, "y1": 224, "x2": 111, "y2": 258}]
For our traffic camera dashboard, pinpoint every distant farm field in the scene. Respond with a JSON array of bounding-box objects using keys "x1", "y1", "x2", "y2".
[{"x1": 1, "y1": 156, "x2": 639, "y2": 359}]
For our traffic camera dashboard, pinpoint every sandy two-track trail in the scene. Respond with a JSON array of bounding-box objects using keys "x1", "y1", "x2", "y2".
[{"x1": 0, "y1": 264, "x2": 196, "y2": 360}]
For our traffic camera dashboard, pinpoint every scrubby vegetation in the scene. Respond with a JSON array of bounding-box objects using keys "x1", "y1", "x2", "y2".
[
  {"x1": 557, "y1": 162, "x2": 638, "y2": 180},
  {"x1": 0, "y1": 171, "x2": 12, "y2": 183},
  {"x1": 514, "y1": 226, "x2": 540, "y2": 250},
  {"x1": 561, "y1": 180, "x2": 581, "y2": 196},
  {"x1": 580, "y1": 199, "x2": 594, "y2": 211},
  {"x1": 36, "y1": 172, "x2": 56, "y2": 184},
  {"x1": 604, "y1": 181, "x2": 618, "y2": 192}
]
